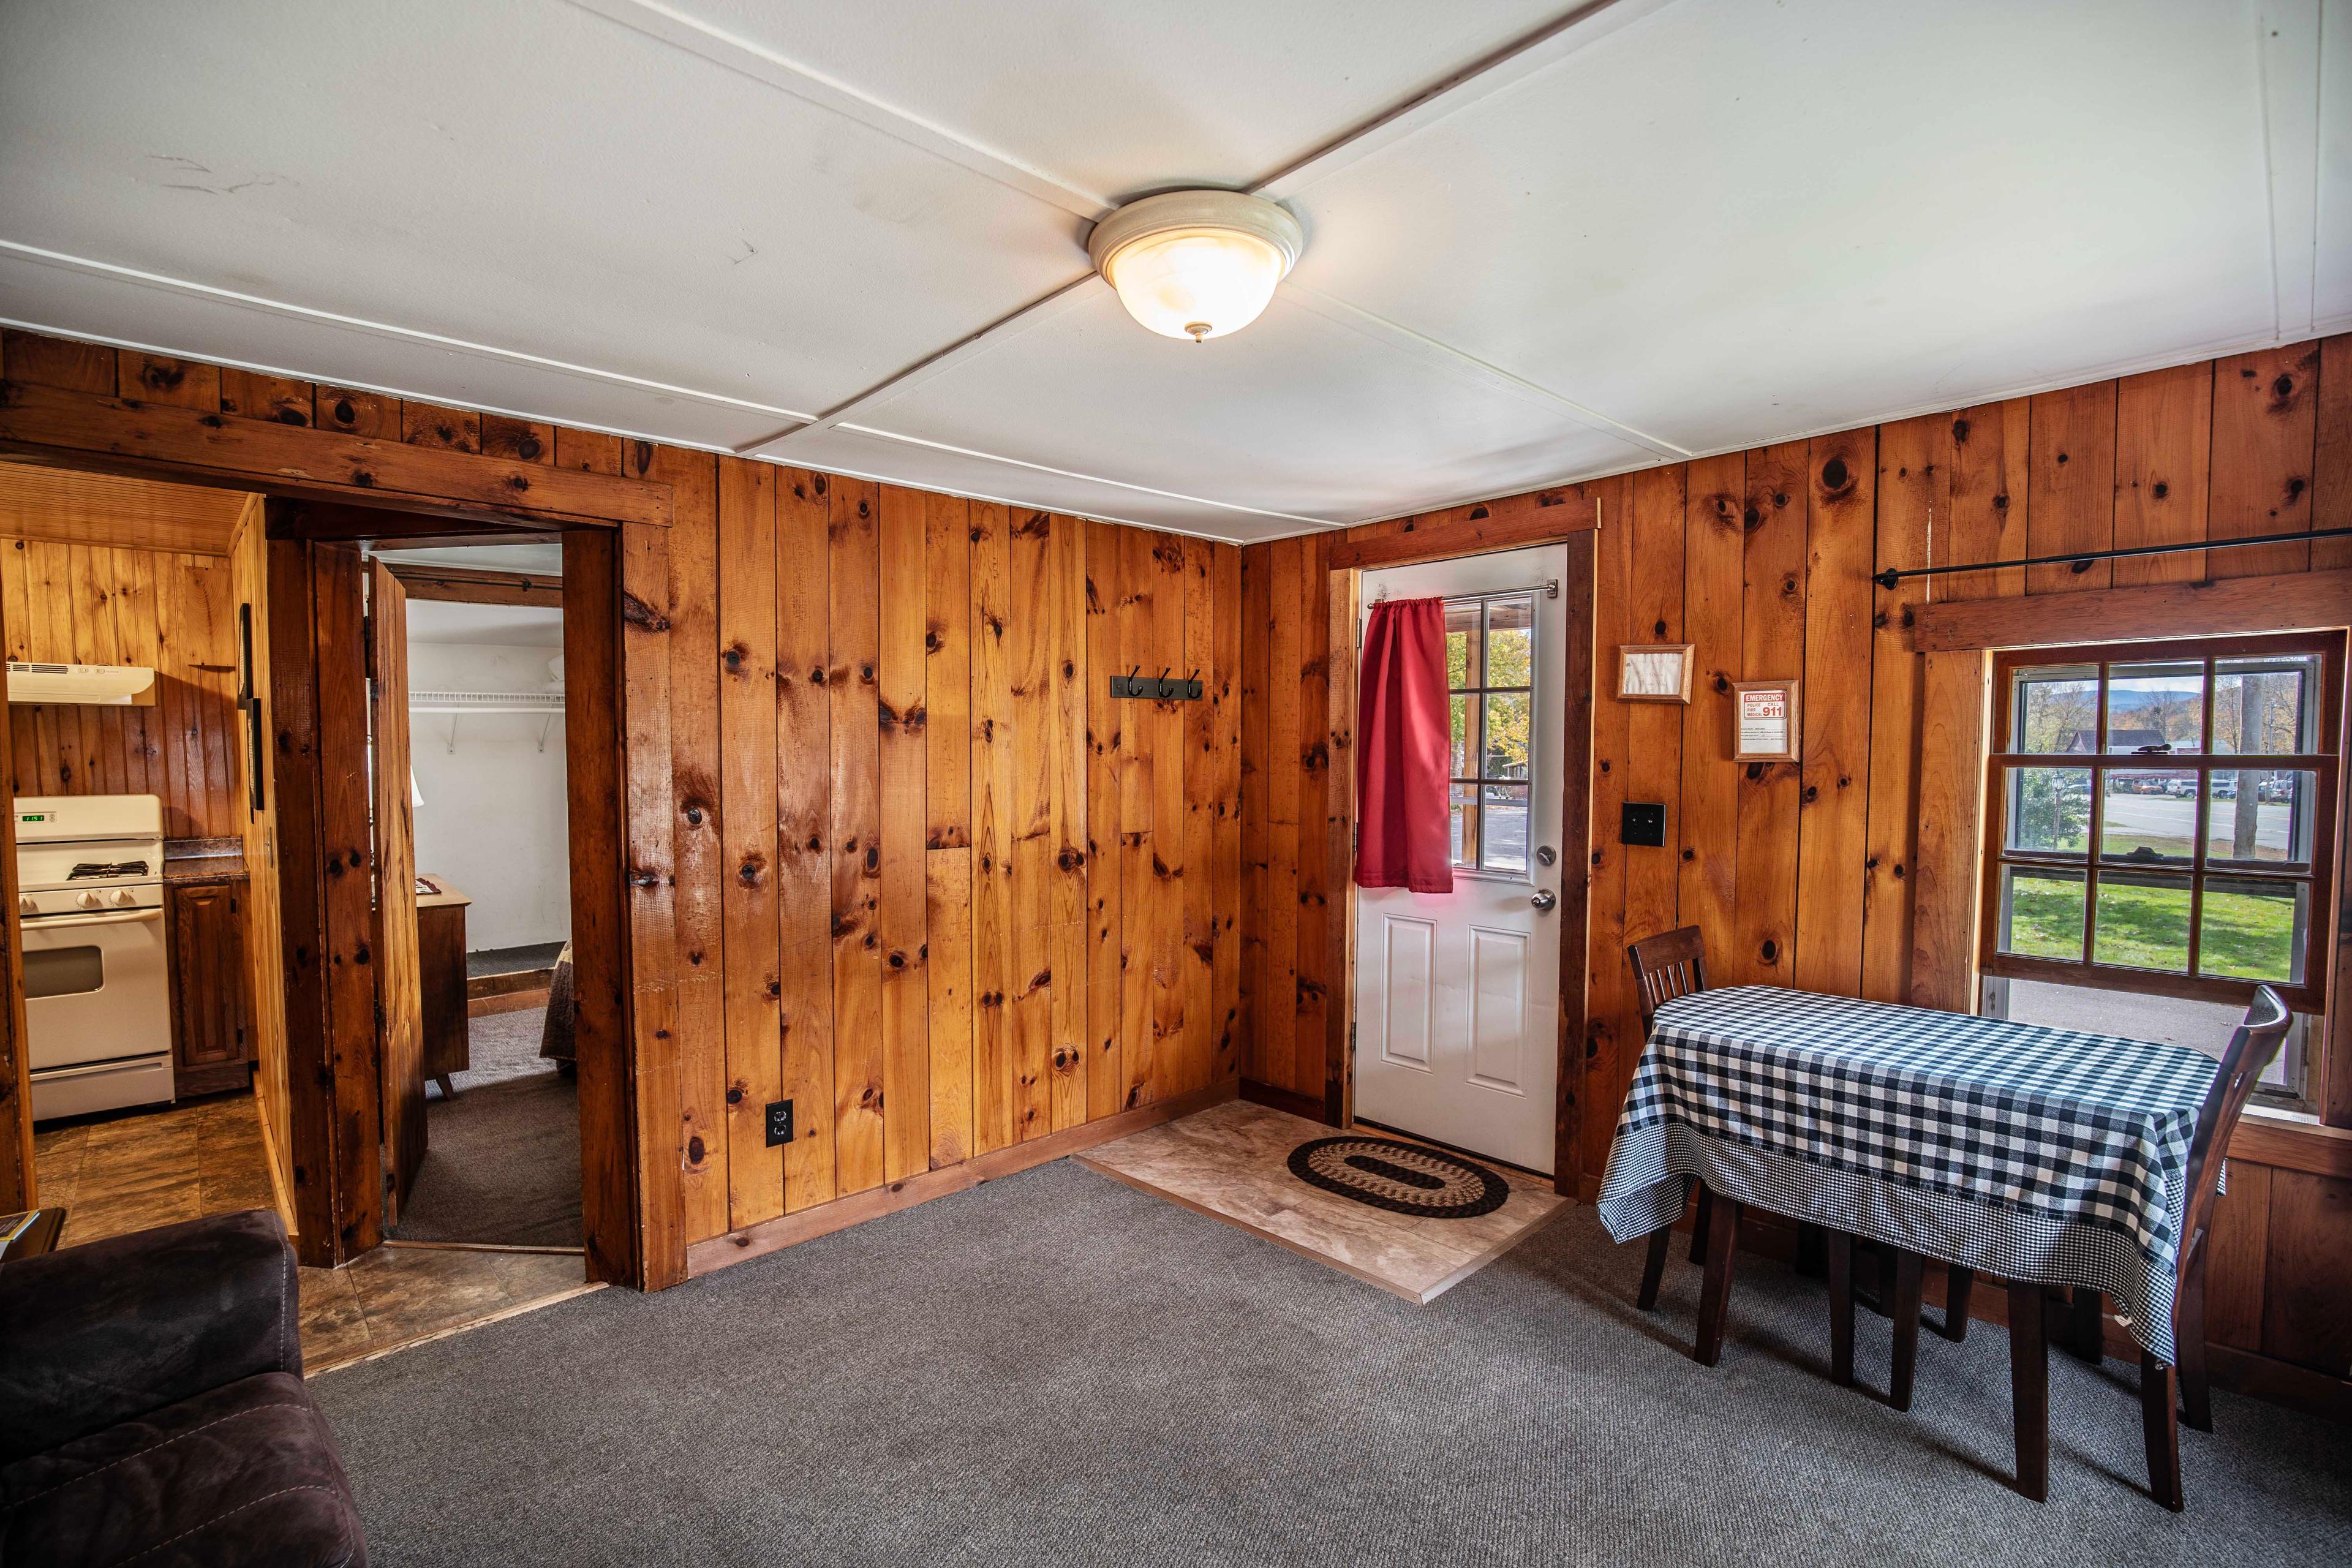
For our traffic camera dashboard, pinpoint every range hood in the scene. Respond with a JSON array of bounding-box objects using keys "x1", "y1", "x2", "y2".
[{"x1": 7, "y1": 662, "x2": 158, "y2": 706}]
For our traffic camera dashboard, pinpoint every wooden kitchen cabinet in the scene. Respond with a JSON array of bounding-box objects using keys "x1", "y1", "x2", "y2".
[{"x1": 167, "y1": 876, "x2": 254, "y2": 1097}]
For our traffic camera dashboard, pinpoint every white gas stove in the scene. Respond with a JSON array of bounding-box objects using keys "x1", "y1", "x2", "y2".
[{"x1": 15, "y1": 794, "x2": 174, "y2": 1120}]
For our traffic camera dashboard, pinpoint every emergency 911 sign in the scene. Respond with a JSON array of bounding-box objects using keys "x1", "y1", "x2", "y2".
[{"x1": 1732, "y1": 679, "x2": 1801, "y2": 763}]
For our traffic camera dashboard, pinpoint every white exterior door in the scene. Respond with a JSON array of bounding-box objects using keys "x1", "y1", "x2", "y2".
[{"x1": 1352, "y1": 545, "x2": 1566, "y2": 1173}]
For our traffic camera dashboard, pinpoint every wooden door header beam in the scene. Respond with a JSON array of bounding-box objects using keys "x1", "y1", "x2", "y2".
[
  {"x1": 0, "y1": 381, "x2": 671, "y2": 529},
  {"x1": 1325, "y1": 494, "x2": 1601, "y2": 571},
  {"x1": 1910, "y1": 568, "x2": 2352, "y2": 652}
]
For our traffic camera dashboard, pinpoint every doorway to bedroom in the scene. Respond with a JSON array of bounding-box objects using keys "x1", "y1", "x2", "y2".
[{"x1": 371, "y1": 540, "x2": 582, "y2": 1254}]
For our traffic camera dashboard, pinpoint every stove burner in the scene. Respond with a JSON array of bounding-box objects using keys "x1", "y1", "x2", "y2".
[{"x1": 67, "y1": 861, "x2": 151, "y2": 880}]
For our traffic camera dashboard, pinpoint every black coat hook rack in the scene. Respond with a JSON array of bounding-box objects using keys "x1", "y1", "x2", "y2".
[{"x1": 1109, "y1": 665, "x2": 1204, "y2": 701}]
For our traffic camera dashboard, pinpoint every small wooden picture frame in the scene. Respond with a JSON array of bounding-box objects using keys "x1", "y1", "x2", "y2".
[
  {"x1": 1618, "y1": 644, "x2": 1693, "y2": 704},
  {"x1": 1732, "y1": 680, "x2": 1801, "y2": 761}
]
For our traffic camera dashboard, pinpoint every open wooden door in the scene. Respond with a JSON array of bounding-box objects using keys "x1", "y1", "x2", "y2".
[
  {"x1": 0, "y1": 583, "x2": 32, "y2": 1212},
  {"x1": 369, "y1": 559, "x2": 425, "y2": 1219}
]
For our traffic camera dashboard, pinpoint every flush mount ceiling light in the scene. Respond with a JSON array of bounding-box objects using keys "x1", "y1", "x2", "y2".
[{"x1": 1087, "y1": 189, "x2": 1305, "y2": 343}]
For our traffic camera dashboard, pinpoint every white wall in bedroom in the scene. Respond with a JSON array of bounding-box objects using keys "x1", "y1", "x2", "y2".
[{"x1": 405, "y1": 634, "x2": 570, "y2": 954}]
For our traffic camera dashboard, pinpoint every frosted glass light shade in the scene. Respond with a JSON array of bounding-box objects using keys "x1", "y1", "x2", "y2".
[{"x1": 1088, "y1": 190, "x2": 1304, "y2": 342}]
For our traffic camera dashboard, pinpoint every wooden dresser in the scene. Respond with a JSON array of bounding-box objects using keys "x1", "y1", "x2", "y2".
[{"x1": 417, "y1": 876, "x2": 472, "y2": 1093}]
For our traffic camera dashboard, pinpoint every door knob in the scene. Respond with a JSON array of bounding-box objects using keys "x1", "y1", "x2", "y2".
[{"x1": 1529, "y1": 888, "x2": 1558, "y2": 912}]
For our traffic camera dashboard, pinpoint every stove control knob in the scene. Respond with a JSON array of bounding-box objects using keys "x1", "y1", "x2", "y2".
[
  {"x1": 76, "y1": 891, "x2": 104, "y2": 910},
  {"x1": 15, "y1": 896, "x2": 31, "y2": 916},
  {"x1": 113, "y1": 889, "x2": 138, "y2": 908}
]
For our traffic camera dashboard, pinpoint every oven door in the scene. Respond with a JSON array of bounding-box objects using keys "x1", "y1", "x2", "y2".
[{"x1": 22, "y1": 906, "x2": 172, "y2": 1072}]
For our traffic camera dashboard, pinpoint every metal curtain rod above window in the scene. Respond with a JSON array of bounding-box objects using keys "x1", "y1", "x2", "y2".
[
  {"x1": 1871, "y1": 526, "x2": 2352, "y2": 590},
  {"x1": 1372, "y1": 578, "x2": 1559, "y2": 604}
]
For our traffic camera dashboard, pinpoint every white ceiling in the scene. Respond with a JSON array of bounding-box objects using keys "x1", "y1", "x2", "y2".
[{"x1": 1, "y1": 0, "x2": 2343, "y2": 543}]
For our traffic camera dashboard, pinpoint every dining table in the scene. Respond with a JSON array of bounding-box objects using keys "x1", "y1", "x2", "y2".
[{"x1": 1594, "y1": 984, "x2": 2225, "y2": 1367}]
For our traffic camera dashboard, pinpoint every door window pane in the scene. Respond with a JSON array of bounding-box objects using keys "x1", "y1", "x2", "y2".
[
  {"x1": 1998, "y1": 867, "x2": 2084, "y2": 958},
  {"x1": 1482, "y1": 693, "x2": 1530, "y2": 781},
  {"x1": 1444, "y1": 601, "x2": 1480, "y2": 690},
  {"x1": 2099, "y1": 770, "x2": 2194, "y2": 862},
  {"x1": 1480, "y1": 784, "x2": 1529, "y2": 873},
  {"x1": 1484, "y1": 597, "x2": 1533, "y2": 687},
  {"x1": 2011, "y1": 666, "x2": 2100, "y2": 753},
  {"x1": 2204, "y1": 771, "x2": 2315, "y2": 865},
  {"x1": 2005, "y1": 769, "x2": 2091, "y2": 854},
  {"x1": 2214, "y1": 655, "x2": 2316, "y2": 754},
  {"x1": 1449, "y1": 695, "x2": 1474, "y2": 778},
  {"x1": 2105, "y1": 661, "x2": 2202, "y2": 753},
  {"x1": 2198, "y1": 877, "x2": 2306, "y2": 982},
  {"x1": 2092, "y1": 872, "x2": 2193, "y2": 973}
]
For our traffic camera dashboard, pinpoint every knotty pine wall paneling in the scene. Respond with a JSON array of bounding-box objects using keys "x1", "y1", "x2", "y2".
[{"x1": 1240, "y1": 331, "x2": 2352, "y2": 1395}]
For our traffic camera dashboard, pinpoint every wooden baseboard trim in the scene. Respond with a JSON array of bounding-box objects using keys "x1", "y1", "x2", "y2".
[
  {"x1": 685, "y1": 1079, "x2": 1238, "y2": 1278},
  {"x1": 1238, "y1": 1078, "x2": 1331, "y2": 1124},
  {"x1": 2205, "y1": 1344, "x2": 2352, "y2": 1422},
  {"x1": 469, "y1": 987, "x2": 549, "y2": 1019}
]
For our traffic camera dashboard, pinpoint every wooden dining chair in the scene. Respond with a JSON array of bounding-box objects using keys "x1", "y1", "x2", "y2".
[
  {"x1": 1627, "y1": 929, "x2": 1709, "y2": 1307},
  {"x1": 1838, "y1": 987, "x2": 2291, "y2": 1509}
]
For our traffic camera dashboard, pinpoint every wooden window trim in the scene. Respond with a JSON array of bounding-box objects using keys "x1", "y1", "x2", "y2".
[{"x1": 1977, "y1": 630, "x2": 2345, "y2": 1018}]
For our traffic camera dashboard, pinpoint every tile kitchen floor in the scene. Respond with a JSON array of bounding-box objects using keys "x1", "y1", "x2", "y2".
[{"x1": 31, "y1": 1091, "x2": 594, "y2": 1374}]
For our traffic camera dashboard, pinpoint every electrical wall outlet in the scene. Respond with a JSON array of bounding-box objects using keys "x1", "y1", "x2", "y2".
[{"x1": 766, "y1": 1099, "x2": 794, "y2": 1147}]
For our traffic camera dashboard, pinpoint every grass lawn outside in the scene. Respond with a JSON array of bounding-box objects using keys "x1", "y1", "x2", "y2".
[{"x1": 2006, "y1": 878, "x2": 2297, "y2": 980}]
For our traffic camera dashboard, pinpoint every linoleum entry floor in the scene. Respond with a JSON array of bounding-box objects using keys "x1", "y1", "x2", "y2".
[
  {"x1": 300, "y1": 1246, "x2": 598, "y2": 1376},
  {"x1": 1079, "y1": 1098, "x2": 1567, "y2": 1301}
]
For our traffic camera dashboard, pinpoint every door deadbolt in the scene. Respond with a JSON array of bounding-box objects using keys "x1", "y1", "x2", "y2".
[
  {"x1": 1529, "y1": 888, "x2": 1558, "y2": 912},
  {"x1": 1534, "y1": 845, "x2": 1557, "y2": 866}
]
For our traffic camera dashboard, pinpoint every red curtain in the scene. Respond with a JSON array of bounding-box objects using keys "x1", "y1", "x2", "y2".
[{"x1": 1355, "y1": 596, "x2": 1454, "y2": 893}]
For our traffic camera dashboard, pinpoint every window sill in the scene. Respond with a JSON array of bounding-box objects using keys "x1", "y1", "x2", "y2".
[{"x1": 2230, "y1": 1104, "x2": 2352, "y2": 1178}]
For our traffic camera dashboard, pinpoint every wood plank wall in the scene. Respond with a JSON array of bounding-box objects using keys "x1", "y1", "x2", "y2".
[
  {"x1": 679, "y1": 468, "x2": 1244, "y2": 1242},
  {"x1": 0, "y1": 533, "x2": 242, "y2": 837},
  {"x1": 1242, "y1": 333, "x2": 2352, "y2": 1389},
  {"x1": 0, "y1": 330, "x2": 1243, "y2": 1283}
]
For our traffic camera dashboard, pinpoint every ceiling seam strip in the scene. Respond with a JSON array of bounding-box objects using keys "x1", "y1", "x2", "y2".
[
  {"x1": 742, "y1": 450, "x2": 1250, "y2": 546},
  {"x1": 1281, "y1": 283, "x2": 1689, "y2": 459},
  {"x1": 565, "y1": 0, "x2": 1109, "y2": 218},
  {"x1": 0, "y1": 241, "x2": 814, "y2": 423},
  {"x1": 0, "y1": 313, "x2": 739, "y2": 460},
  {"x1": 831, "y1": 424, "x2": 1342, "y2": 528}
]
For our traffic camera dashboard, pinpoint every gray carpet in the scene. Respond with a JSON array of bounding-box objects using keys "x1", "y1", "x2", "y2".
[
  {"x1": 386, "y1": 1008, "x2": 581, "y2": 1247},
  {"x1": 316, "y1": 1161, "x2": 2351, "y2": 1567}
]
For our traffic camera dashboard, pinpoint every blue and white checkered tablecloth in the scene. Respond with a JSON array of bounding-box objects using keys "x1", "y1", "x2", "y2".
[{"x1": 1594, "y1": 986, "x2": 2222, "y2": 1362}]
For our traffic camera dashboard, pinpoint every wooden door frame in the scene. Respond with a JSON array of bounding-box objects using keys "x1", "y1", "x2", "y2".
[
  {"x1": 263, "y1": 502, "x2": 639, "y2": 1280},
  {"x1": 0, "y1": 451, "x2": 645, "y2": 1284},
  {"x1": 1322, "y1": 514, "x2": 1599, "y2": 1197}
]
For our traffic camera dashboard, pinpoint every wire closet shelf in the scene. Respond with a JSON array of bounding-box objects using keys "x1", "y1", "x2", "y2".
[{"x1": 408, "y1": 689, "x2": 566, "y2": 752}]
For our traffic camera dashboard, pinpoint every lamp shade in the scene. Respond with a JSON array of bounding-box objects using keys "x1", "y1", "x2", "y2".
[{"x1": 1087, "y1": 190, "x2": 1304, "y2": 342}]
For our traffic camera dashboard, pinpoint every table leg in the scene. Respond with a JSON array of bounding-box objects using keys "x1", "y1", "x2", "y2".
[
  {"x1": 1889, "y1": 1250, "x2": 1924, "y2": 1412},
  {"x1": 2008, "y1": 1280, "x2": 2050, "y2": 1502},
  {"x1": 1694, "y1": 1197, "x2": 1741, "y2": 1367},
  {"x1": 1689, "y1": 1185, "x2": 1714, "y2": 1267},
  {"x1": 1940, "y1": 1265, "x2": 1973, "y2": 1342},
  {"x1": 2141, "y1": 1349, "x2": 2184, "y2": 1511},
  {"x1": 1826, "y1": 1231, "x2": 1855, "y2": 1387},
  {"x1": 1637, "y1": 1226, "x2": 1670, "y2": 1311}
]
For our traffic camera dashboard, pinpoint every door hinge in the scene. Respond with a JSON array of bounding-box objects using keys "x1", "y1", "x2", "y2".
[{"x1": 362, "y1": 615, "x2": 375, "y2": 682}]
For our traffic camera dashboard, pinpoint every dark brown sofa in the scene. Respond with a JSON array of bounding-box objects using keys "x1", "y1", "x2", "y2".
[{"x1": 0, "y1": 1209, "x2": 366, "y2": 1566}]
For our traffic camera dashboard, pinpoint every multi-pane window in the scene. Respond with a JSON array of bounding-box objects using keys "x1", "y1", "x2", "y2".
[
  {"x1": 1981, "y1": 633, "x2": 2342, "y2": 1016},
  {"x1": 1443, "y1": 593, "x2": 1536, "y2": 875}
]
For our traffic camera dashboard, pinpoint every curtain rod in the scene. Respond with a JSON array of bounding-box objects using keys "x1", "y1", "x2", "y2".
[{"x1": 1872, "y1": 526, "x2": 2352, "y2": 590}]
